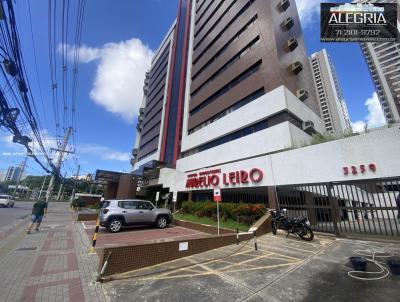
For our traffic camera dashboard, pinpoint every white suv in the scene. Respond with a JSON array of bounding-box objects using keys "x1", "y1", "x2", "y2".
[{"x1": 0, "y1": 195, "x2": 15, "y2": 208}]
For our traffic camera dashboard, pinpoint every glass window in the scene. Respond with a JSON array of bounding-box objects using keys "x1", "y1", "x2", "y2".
[
  {"x1": 121, "y1": 200, "x2": 138, "y2": 209},
  {"x1": 137, "y1": 201, "x2": 153, "y2": 210}
]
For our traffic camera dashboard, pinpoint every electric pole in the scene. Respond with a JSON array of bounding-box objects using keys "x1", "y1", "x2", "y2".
[
  {"x1": 57, "y1": 172, "x2": 67, "y2": 201},
  {"x1": 45, "y1": 127, "x2": 73, "y2": 202},
  {"x1": 70, "y1": 164, "x2": 80, "y2": 201},
  {"x1": 12, "y1": 156, "x2": 28, "y2": 199},
  {"x1": 38, "y1": 175, "x2": 48, "y2": 200}
]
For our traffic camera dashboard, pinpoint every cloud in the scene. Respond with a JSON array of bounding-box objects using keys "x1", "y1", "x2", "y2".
[
  {"x1": 295, "y1": 0, "x2": 323, "y2": 28},
  {"x1": 59, "y1": 39, "x2": 154, "y2": 122},
  {"x1": 352, "y1": 92, "x2": 386, "y2": 132},
  {"x1": 78, "y1": 144, "x2": 130, "y2": 162}
]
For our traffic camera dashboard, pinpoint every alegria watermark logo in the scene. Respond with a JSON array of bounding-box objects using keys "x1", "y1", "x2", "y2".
[{"x1": 321, "y1": 2, "x2": 398, "y2": 42}]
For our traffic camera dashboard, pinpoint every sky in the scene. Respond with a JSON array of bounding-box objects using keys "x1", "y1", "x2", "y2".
[{"x1": 0, "y1": 0, "x2": 386, "y2": 178}]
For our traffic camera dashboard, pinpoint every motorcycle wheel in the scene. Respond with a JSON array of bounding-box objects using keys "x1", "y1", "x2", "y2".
[
  {"x1": 272, "y1": 222, "x2": 277, "y2": 235},
  {"x1": 298, "y1": 225, "x2": 314, "y2": 241}
]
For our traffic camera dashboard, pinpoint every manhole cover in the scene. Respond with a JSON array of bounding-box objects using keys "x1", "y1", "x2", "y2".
[{"x1": 16, "y1": 247, "x2": 37, "y2": 251}]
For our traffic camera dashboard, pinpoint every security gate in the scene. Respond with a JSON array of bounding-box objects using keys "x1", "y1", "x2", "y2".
[{"x1": 276, "y1": 177, "x2": 400, "y2": 238}]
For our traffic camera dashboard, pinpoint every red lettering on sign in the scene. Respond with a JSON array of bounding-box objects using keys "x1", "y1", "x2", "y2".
[
  {"x1": 360, "y1": 165, "x2": 366, "y2": 173},
  {"x1": 240, "y1": 170, "x2": 249, "y2": 183},
  {"x1": 211, "y1": 175, "x2": 219, "y2": 186},
  {"x1": 343, "y1": 167, "x2": 349, "y2": 175},
  {"x1": 351, "y1": 166, "x2": 357, "y2": 175},
  {"x1": 229, "y1": 172, "x2": 236, "y2": 185},
  {"x1": 249, "y1": 168, "x2": 263, "y2": 182},
  {"x1": 369, "y1": 163, "x2": 376, "y2": 172}
]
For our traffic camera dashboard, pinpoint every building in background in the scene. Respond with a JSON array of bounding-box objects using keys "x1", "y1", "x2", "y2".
[
  {"x1": 310, "y1": 49, "x2": 352, "y2": 135},
  {"x1": 4, "y1": 166, "x2": 22, "y2": 182},
  {"x1": 132, "y1": 0, "x2": 325, "y2": 200},
  {"x1": 354, "y1": 0, "x2": 400, "y2": 124}
]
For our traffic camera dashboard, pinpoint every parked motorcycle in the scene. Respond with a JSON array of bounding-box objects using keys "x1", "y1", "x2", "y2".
[{"x1": 270, "y1": 209, "x2": 314, "y2": 241}]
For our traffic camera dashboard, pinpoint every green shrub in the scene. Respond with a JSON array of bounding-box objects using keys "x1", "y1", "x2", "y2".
[
  {"x1": 181, "y1": 201, "x2": 266, "y2": 223},
  {"x1": 71, "y1": 199, "x2": 87, "y2": 208}
]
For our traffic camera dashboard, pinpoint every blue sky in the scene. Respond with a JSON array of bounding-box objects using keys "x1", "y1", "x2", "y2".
[{"x1": 0, "y1": 0, "x2": 385, "y2": 177}]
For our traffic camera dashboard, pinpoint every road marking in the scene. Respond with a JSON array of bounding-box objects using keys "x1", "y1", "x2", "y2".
[{"x1": 81, "y1": 222, "x2": 88, "y2": 230}]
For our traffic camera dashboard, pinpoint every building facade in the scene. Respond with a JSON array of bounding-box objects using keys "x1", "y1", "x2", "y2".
[
  {"x1": 131, "y1": 0, "x2": 400, "y2": 208},
  {"x1": 310, "y1": 49, "x2": 352, "y2": 135},
  {"x1": 354, "y1": 0, "x2": 400, "y2": 124},
  {"x1": 133, "y1": 0, "x2": 324, "y2": 175},
  {"x1": 4, "y1": 166, "x2": 22, "y2": 182}
]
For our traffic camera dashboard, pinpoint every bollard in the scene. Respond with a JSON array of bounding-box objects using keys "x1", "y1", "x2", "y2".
[
  {"x1": 89, "y1": 218, "x2": 100, "y2": 254},
  {"x1": 236, "y1": 228, "x2": 239, "y2": 245},
  {"x1": 253, "y1": 231, "x2": 258, "y2": 251}
]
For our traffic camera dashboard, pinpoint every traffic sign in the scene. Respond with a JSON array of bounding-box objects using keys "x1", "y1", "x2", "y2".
[{"x1": 213, "y1": 188, "x2": 221, "y2": 202}]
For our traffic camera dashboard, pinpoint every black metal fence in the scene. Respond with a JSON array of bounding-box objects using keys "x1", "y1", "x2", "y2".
[{"x1": 276, "y1": 177, "x2": 400, "y2": 238}]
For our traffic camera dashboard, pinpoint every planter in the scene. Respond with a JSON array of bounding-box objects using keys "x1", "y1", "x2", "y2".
[
  {"x1": 387, "y1": 259, "x2": 400, "y2": 275},
  {"x1": 349, "y1": 256, "x2": 367, "y2": 271}
]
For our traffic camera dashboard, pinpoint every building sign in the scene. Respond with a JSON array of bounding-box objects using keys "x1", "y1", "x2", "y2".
[
  {"x1": 321, "y1": 3, "x2": 398, "y2": 42},
  {"x1": 185, "y1": 168, "x2": 263, "y2": 189},
  {"x1": 136, "y1": 177, "x2": 149, "y2": 187},
  {"x1": 343, "y1": 163, "x2": 376, "y2": 175}
]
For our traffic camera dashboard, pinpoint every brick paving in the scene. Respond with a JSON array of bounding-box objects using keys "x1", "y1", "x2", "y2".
[
  {"x1": 83, "y1": 220, "x2": 206, "y2": 247},
  {"x1": 0, "y1": 202, "x2": 107, "y2": 302}
]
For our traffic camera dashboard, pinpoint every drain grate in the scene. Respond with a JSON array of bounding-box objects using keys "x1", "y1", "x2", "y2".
[{"x1": 16, "y1": 247, "x2": 37, "y2": 251}]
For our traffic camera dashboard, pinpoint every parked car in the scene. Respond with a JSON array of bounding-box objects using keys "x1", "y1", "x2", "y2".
[
  {"x1": 0, "y1": 195, "x2": 15, "y2": 208},
  {"x1": 99, "y1": 199, "x2": 172, "y2": 233}
]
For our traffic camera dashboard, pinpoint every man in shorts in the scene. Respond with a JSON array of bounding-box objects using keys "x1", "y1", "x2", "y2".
[{"x1": 27, "y1": 200, "x2": 48, "y2": 234}]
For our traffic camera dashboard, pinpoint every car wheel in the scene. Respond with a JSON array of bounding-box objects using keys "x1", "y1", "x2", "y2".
[
  {"x1": 107, "y1": 218, "x2": 123, "y2": 233},
  {"x1": 11, "y1": 204, "x2": 14, "y2": 208},
  {"x1": 156, "y1": 216, "x2": 168, "y2": 229}
]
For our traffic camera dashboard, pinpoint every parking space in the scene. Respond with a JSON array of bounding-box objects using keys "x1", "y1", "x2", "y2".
[
  {"x1": 82, "y1": 221, "x2": 207, "y2": 247},
  {"x1": 101, "y1": 233, "x2": 400, "y2": 302}
]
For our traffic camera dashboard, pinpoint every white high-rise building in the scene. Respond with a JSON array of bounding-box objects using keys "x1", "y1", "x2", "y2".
[
  {"x1": 354, "y1": 0, "x2": 400, "y2": 124},
  {"x1": 310, "y1": 49, "x2": 352, "y2": 135}
]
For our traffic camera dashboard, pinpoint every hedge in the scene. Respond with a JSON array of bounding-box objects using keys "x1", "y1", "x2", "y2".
[{"x1": 181, "y1": 201, "x2": 266, "y2": 225}]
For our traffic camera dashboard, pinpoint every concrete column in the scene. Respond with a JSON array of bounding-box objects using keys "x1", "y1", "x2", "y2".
[
  {"x1": 304, "y1": 192, "x2": 317, "y2": 226},
  {"x1": 267, "y1": 186, "x2": 278, "y2": 209},
  {"x1": 116, "y1": 175, "x2": 137, "y2": 199},
  {"x1": 104, "y1": 181, "x2": 118, "y2": 199}
]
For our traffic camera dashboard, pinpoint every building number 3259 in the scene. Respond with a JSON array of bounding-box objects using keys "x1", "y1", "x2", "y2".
[{"x1": 343, "y1": 163, "x2": 376, "y2": 175}]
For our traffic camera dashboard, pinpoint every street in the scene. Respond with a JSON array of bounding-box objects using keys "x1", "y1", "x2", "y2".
[{"x1": 0, "y1": 201, "x2": 34, "y2": 228}]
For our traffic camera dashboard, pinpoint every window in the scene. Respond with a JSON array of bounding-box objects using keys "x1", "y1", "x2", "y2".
[
  {"x1": 137, "y1": 201, "x2": 154, "y2": 210},
  {"x1": 120, "y1": 200, "x2": 138, "y2": 209}
]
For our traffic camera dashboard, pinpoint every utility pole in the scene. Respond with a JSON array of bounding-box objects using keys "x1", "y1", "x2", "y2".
[
  {"x1": 70, "y1": 164, "x2": 80, "y2": 201},
  {"x1": 57, "y1": 172, "x2": 67, "y2": 201},
  {"x1": 45, "y1": 127, "x2": 73, "y2": 202},
  {"x1": 12, "y1": 156, "x2": 28, "y2": 199},
  {"x1": 38, "y1": 175, "x2": 48, "y2": 200}
]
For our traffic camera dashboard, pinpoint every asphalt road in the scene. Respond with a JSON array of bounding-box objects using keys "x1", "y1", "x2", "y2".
[{"x1": 0, "y1": 201, "x2": 34, "y2": 228}]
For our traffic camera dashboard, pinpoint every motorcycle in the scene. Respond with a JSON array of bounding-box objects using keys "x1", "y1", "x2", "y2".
[{"x1": 270, "y1": 209, "x2": 314, "y2": 241}]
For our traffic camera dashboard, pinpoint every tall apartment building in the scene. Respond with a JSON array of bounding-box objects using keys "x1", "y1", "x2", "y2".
[
  {"x1": 132, "y1": 0, "x2": 324, "y2": 201},
  {"x1": 310, "y1": 49, "x2": 352, "y2": 135},
  {"x1": 4, "y1": 166, "x2": 22, "y2": 182},
  {"x1": 354, "y1": 0, "x2": 400, "y2": 124}
]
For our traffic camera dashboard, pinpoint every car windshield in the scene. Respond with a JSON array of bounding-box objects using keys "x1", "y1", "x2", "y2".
[
  {"x1": 0, "y1": 195, "x2": 10, "y2": 199},
  {"x1": 102, "y1": 201, "x2": 110, "y2": 208}
]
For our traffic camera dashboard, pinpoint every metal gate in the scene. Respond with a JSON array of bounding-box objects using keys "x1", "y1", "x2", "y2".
[{"x1": 276, "y1": 177, "x2": 400, "y2": 238}]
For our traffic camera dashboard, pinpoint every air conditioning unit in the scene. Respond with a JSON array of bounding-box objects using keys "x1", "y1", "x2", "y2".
[
  {"x1": 303, "y1": 120, "x2": 316, "y2": 135},
  {"x1": 287, "y1": 37, "x2": 298, "y2": 51},
  {"x1": 278, "y1": 0, "x2": 290, "y2": 12},
  {"x1": 291, "y1": 61, "x2": 303, "y2": 75},
  {"x1": 281, "y1": 17, "x2": 294, "y2": 31},
  {"x1": 132, "y1": 148, "x2": 138, "y2": 157},
  {"x1": 139, "y1": 107, "x2": 145, "y2": 115},
  {"x1": 296, "y1": 89, "x2": 308, "y2": 101}
]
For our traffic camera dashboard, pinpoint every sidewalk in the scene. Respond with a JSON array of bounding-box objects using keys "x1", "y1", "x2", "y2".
[{"x1": 0, "y1": 202, "x2": 107, "y2": 302}]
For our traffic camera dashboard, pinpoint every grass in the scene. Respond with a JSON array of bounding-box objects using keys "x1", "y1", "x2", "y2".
[{"x1": 173, "y1": 213, "x2": 250, "y2": 232}]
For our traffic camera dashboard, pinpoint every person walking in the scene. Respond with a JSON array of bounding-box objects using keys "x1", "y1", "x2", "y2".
[{"x1": 27, "y1": 200, "x2": 48, "y2": 234}]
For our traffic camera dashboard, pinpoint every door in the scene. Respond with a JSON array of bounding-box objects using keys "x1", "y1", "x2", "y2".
[
  {"x1": 120, "y1": 200, "x2": 141, "y2": 224},
  {"x1": 136, "y1": 201, "x2": 155, "y2": 224}
]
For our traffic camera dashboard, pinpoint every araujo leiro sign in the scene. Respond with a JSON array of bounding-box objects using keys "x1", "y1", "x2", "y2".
[
  {"x1": 185, "y1": 168, "x2": 264, "y2": 189},
  {"x1": 320, "y1": 2, "x2": 398, "y2": 42}
]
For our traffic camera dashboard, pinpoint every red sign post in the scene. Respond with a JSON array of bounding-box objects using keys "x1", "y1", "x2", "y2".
[{"x1": 214, "y1": 188, "x2": 221, "y2": 235}]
